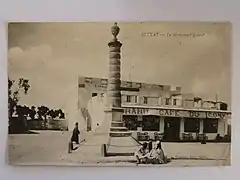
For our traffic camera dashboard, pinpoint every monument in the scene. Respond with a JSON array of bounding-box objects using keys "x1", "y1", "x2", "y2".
[{"x1": 104, "y1": 23, "x2": 139, "y2": 156}]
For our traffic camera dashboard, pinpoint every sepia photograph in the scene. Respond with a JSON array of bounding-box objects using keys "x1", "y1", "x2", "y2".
[{"x1": 8, "y1": 22, "x2": 231, "y2": 167}]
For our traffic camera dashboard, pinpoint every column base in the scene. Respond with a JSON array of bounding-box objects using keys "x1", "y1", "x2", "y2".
[
  {"x1": 103, "y1": 107, "x2": 139, "y2": 156},
  {"x1": 104, "y1": 107, "x2": 132, "y2": 137}
]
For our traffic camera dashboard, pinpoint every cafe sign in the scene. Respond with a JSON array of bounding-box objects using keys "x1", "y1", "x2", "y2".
[
  {"x1": 123, "y1": 107, "x2": 228, "y2": 119},
  {"x1": 124, "y1": 108, "x2": 149, "y2": 115},
  {"x1": 158, "y1": 109, "x2": 206, "y2": 118},
  {"x1": 206, "y1": 112, "x2": 227, "y2": 119}
]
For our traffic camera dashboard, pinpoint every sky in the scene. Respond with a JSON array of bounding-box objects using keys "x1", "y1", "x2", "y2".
[{"x1": 8, "y1": 22, "x2": 231, "y2": 112}]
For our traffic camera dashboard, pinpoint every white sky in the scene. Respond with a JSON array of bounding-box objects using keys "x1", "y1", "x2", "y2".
[{"x1": 8, "y1": 22, "x2": 231, "y2": 111}]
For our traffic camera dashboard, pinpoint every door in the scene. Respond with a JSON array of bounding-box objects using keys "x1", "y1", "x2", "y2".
[{"x1": 164, "y1": 117, "x2": 180, "y2": 141}]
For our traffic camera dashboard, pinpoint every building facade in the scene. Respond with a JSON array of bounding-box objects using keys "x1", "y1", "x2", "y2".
[{"x1": 78, "y1": 76, "x2": 231, "y2": 141}]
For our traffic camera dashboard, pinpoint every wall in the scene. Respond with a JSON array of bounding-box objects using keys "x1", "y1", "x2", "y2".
[
  {"x1": 27, "y1": 119, "x2": 43, "y2": 130},
  {"x1": 121, "y1": 86, "x2": 182, "y2": 107},
  {"x1": 75, "y1": 83, "x2": 93, "y2": 141},
  {"x1": 27, "y1": 119, "x2": 68, "y2": 130},
  {"x1": 78, "y1": 76, "x2": 231, "y2": 142},
  {"x1": 202, "y1": 101, "x2": 216, "y2": 109},
  {"x1": 87, "y1": 95, "x2": 105, "y2": 132},
  {"x1": 9, "y1": 116, "x2": 28, "y2": 133},
  {"x1": 78, "y1": 77, "x2": 108, "y2": 142},
  {"x1": 193, "y1": 101, "x2": 202, "y2": 108},
  {"x1": 47, "y1": 119, "x2": 68, "y2": 130},
  {"x1": 79, "y1": 76, "x2": 230, "y2": 111},
  {"x1": 80, "y1": 76, "x2": 185, "y2": 108}
]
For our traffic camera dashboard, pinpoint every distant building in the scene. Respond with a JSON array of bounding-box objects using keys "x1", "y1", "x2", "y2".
[{"x1": 78, "y1": 76, "x2": 231, "y2": 141}]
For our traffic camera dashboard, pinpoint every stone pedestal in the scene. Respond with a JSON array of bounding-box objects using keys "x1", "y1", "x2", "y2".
[
  {"x1": 105, "y1": 107, "x2": 139, "y2": 156},
  {"x1": 108, "y1": 108, "x2": 131, "y2": 137}
]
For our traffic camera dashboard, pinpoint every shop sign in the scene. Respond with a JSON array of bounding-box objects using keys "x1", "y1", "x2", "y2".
[
  {"x1": 159, "y1": 109, "x2": 206, "y2": 118},
  {"x1": 123, "y1": 107, "x2": 228, "y2": 119},
  {"x1": 124, "y1": 108, "x2": 149, "y2": 115},
  {"x1": 187, "y1": 111, "x2": 206, "y2": 118},
  {"x1": 206, "y1": 112, "x2": 227, "y2": 119},
  {"x1": 159, "y1": 109, "x2": 180, "y2": 117}
]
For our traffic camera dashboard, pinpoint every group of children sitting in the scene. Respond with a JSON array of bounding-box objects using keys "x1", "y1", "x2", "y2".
[{"x1": 135, "y1": 140, "x2": 167, "y2": 164}]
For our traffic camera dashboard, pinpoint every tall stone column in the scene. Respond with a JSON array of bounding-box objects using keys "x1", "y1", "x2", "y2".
[
  {"x1": 105, "y1": 22, "x2": 125, "y2": 124},
  {"x1": 104, "y1": 23, "x2": 138, "y2": 157},
  {"x1": 105, "y1": 23, "x2": 126, "y2": 128},
  {"x1": 107, "y1": 22, "x2": 122, "y2": 109}
]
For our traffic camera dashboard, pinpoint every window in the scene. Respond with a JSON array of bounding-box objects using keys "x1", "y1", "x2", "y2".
[
  {"x1": 203, "y1": 119, "x2": 218, "y2": 133},
  {"x1": 123, "y1": 115, "x2": 139, "y2": 130},
  {"x1": 184, "y1": 118, "x2": 200, "y2": 132},
  {"x1": 79, "y1": 84, "x2": 85, "y2": 88},
  {"x1": 142, "y1": 116, "x2": 160, "y2": 131},
  {"x1": 165, "y1": 98, "x2": 170, "y2": 105},
  {"x1": 101, "y1": 79, "x2": 107, "y2": 85},
  {"x1": 101, "y1": 79, "x2": 107, "y2": 88},
  {"x1": 92, "y1": 93, "x2": 97, "y2": 97},
  {"x1": 220, "y1": 103, "x2": 228, "y2": 110},
  {"x1": 126, "y1": 95, "x2": 131, "y2": 103},
  {"x1": 143, "y1": 97, "x2": 148, "y2": 104},
  {"x1": 85, "y1": 77, "x2": 92, "y2": 83},
  {"x1": 136, "y1": 83, "x2": 142, "y2": 88},
  {"x1": 173, "y1": 99, "x2": 177, "y2": 105},
  {"x1": 127, "y1": 82, "x2": 132, "y2": 87},
  {"x1": 134, "y1": 96, "x2": 138, "y2": 103}
]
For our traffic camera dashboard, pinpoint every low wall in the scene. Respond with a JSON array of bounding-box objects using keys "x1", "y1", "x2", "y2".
[
  {"x1": 27, "y1": 119, "x2": 68, "y2": 131},
  {"x1": 27, "y1": 120, "x2": 43, "y2": 130},
  {"x1": 47, "y1": 119, "x2": 68, "y2": 130},
  {"x1": 9, "y1": 117, "x2": 28, "y2": 134}
]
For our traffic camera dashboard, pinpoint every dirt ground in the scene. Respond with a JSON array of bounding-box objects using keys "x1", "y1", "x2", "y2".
[{"x1": 8, "y1": 131, "x2": 230, "y2": 167}]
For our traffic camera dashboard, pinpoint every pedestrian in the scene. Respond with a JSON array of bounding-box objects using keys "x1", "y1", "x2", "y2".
[
  {"x1": 148, "y1": 141, "x2": 167, "y2": 164},
  {"x1": 148, "y1": 139, "x2": 153, "y2": 152},
  {"x1": 71, "y1": 122, "x2": 80, "y2": 144},
  {"x1": 135, "y1": 142, "x2": 148, "y2": 164}
]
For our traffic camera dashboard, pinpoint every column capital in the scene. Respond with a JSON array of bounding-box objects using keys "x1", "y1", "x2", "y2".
[{"x1": 108, "y1": 40, "x2": 122, "y2": 47}]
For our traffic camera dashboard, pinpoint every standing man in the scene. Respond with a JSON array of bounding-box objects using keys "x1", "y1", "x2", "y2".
[{"x1": 71, "y1": 122, "x2": 80, "y2": 144}]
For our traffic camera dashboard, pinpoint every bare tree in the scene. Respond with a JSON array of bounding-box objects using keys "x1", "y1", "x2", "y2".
[{"x1": 8, "y1": 78, "x2": 30, "y2": 118}]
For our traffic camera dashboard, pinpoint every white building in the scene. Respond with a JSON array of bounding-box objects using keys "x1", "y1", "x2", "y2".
[{"x1": 78, "y1": 76, "x2": 231, "y2": 141}]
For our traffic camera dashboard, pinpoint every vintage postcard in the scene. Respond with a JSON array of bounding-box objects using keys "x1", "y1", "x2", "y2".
[{"x1": 8, "y1": 22, "x2": 231, "y2": 166}]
